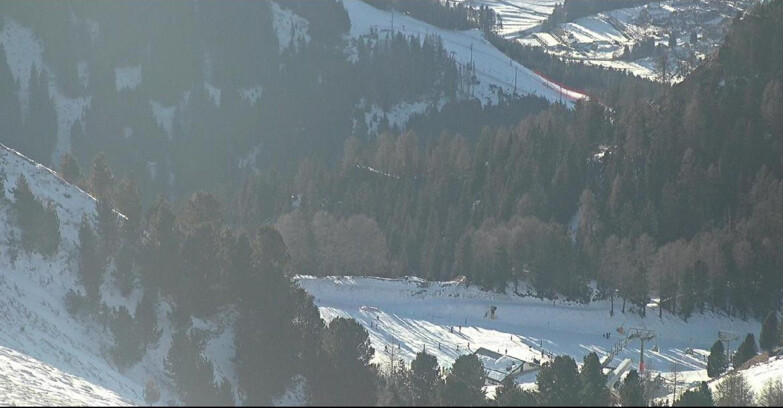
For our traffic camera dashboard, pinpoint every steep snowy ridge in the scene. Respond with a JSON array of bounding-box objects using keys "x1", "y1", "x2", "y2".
[{"x1": 0, "y1": 144, "x2": 143, "y2": 405}]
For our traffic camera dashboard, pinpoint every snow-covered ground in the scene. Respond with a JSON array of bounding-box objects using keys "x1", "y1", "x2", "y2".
[
  {"x1": 0, "y1": 144, "x2": 148, "y2": 403},
  {"x1": 451, "y1": 0, "x2": 562, "y2": 38},
  {"x1": 0, "y1": 344, "x2": 132, "y2": 406},
  {"x1": 271, "y1": 1, "x2": 311, "y2": 53},
  {"x1": 0, "y1": 145, "x2": 237, "y2": 405},
  {"x1": 296, "y1": 275, "x2": 762, "y2": 387},
  {"x1": 517, "y1": 0, "x2": 758, "y2": 82},
  {"x1": 722, "y1": 356, "x2": 783, "y2": 396}
]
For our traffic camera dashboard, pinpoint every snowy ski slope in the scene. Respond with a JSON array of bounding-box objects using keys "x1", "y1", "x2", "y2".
[{"x1": 297, "y1": 275, "x2": 762, "y2": 384}]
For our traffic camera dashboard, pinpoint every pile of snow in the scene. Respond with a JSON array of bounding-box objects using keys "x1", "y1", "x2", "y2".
[
  {"x1": 0, "y1": 345, "x2": 132, "y2": 406},
  {"x1": 114, "y1": 65, "x2": 142, "y2": 92},
  {"x1": 296, "y1": 275, "x2": 760, "y2": 386}
]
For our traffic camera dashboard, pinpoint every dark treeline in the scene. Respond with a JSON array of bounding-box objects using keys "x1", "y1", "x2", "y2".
[
  {"x1": 363, "y1": 0, "x2": 500, "y2": 33},
  {"x1": 55, "y1": 154, "x2": 383, "y2": 405},
  {"x1": 268, "y1": 1, "x2": 783, "y2": 319},
  {"x1": 353, "y1": 31, "x2": 460, "y2": 111}
]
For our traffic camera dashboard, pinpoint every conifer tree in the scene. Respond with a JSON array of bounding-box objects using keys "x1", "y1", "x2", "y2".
[
  {"x1": 89, "y1": 152, "x2": 114, "y2": 203},
  {"x1": 579, "y1": 352, "x2": 609, "y2": 406},
  {"x1": 109, "y1": 305, "x2": 142, "y2": 368},
  {"x1": 674, "y1": 381, "x2": 713, "y2": 406},
  {"x1": 619, "y1": 369, "x2": 645, "y2": 407},
  {"x1": 0, "y1": 43, "x2": 21, "y2": 149},
  {"x1": 59, "y1": 152, "x2": 81, "y2": 185},
  {"x1": 409, "y1": 351, "x2": 441, "y2": 406},
  {"x1": 733, "y1": 333, "x2": 758, "y2": 368},
  {"x1": 707, "y1": 340, "x2": 728, "y2": 378},
  {"x1": 78, "y1": 214, "x2": 104, "y2": 305},
  {"x1": 135, "y1": 289, "x2": 162, "y2": 350},
  {"x1": 13, "y1": 175, "x2": 36, "y2": 248},
  {"x1": 441, "y1": 353, "x2": 486, "y2": 406},
  {"x1": 23, "y1": 65, "x2": 57, "y2": 165},
  {"x1": 113, "y1": 242, "x2": 135, "y2": 297},
  {"x1": 0, "y1": 170, "x2": 6, "y2": 200},
  {"x1": 142, "y1": 195, "x2": 179, "y2": 292},
  {"x1": 495, "y1": 373, "x2": 537, "y2": 406},
  {"x1": 165, "y1": 328, "x2": 231, "y2": 405},
  {"x1": 114, "y1": 175, "x2": 142, "y2": 244},
  {"x1": 760, "y1": 311, "x2": 779, "y2": 352},
  {"x1": 96, "y1": 198, "x2": 118, "y2": 255},
  {"x1": 311, "y1": 317, "x2": 378, "y2": 406},
  {"x1": 39, "y1": 202, "x2": 60, "y2": 257},
  {"x1": 536, "y1": 355, "x2": 581, "y2": 406}
]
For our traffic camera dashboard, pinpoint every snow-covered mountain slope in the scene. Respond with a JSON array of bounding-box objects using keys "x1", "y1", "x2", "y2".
[
  {"x1": 343, "y1": 0, "x2": 586, "y2": 107},
  {"x1": 0, "y1": 144, "x2": 240, "y2": 405},
  {"x1": 0, "y1": 344, "x2": 131, "y2": 406},
  {"x1": 0, "y1": 144, "x2": 144, "y2": 403},
  {"x1": 296, "y1": 275, "x2": 760, "y2": 384}
]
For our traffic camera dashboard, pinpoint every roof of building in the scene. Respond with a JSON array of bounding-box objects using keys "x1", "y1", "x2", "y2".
[{"x1": 474, "y1": 347, "x2": 527, "y2": 384}]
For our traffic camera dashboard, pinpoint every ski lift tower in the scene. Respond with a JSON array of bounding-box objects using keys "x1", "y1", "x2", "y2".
[
  {"x1": 627, "y1": 327, "x2": 656, "y2": 374},
  {"x1": 719, "y1": 330, "x2": 740, "y2": 364}
]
